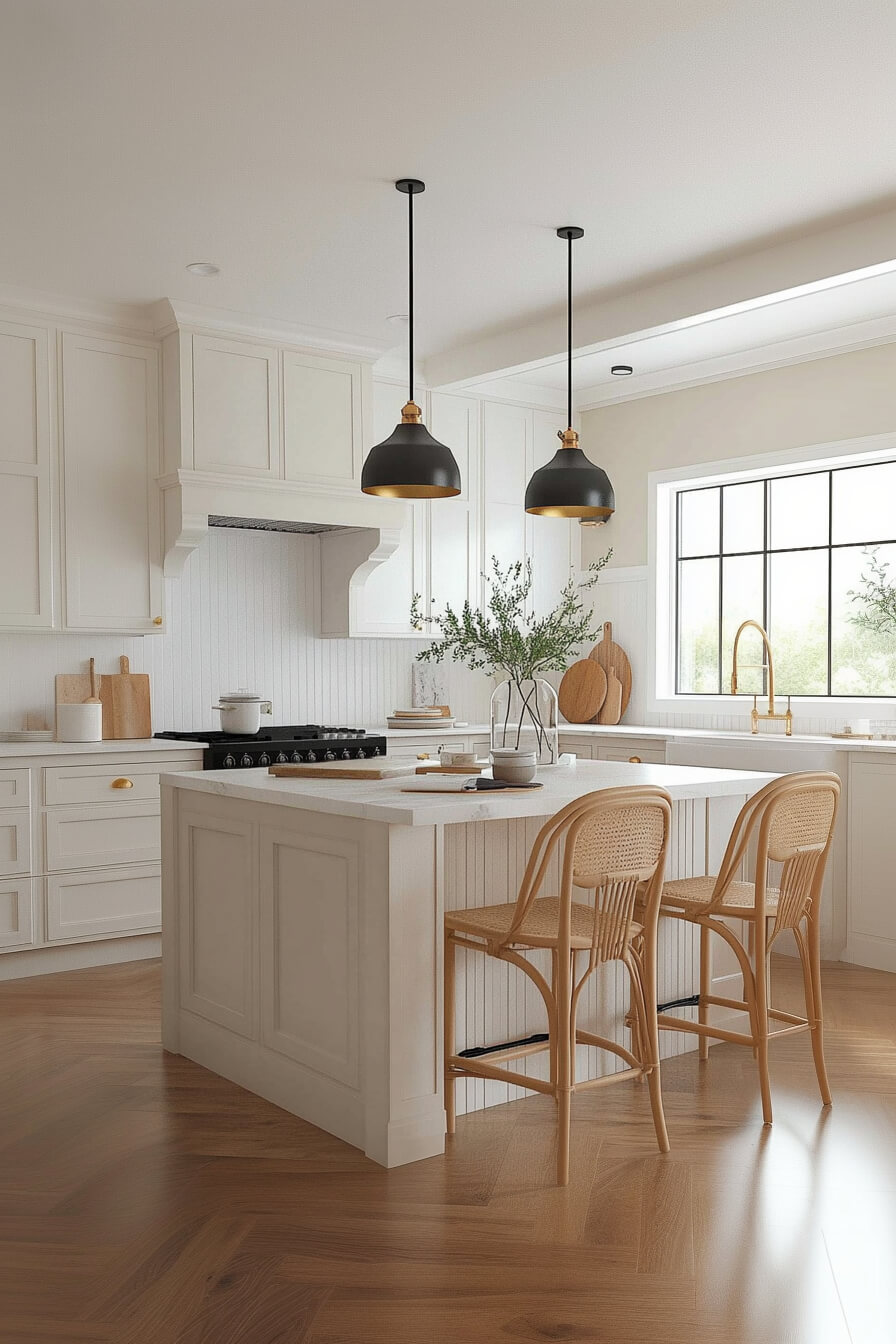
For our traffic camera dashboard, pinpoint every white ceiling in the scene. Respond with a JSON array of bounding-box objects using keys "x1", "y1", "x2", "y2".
[{"x1": 2, "y1": 0, "x2": 896, "y2": 376}]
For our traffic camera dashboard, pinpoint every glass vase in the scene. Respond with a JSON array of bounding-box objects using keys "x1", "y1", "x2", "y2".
[{"x1": 489, "y1": 677, "x2": 559, "y2": 765}]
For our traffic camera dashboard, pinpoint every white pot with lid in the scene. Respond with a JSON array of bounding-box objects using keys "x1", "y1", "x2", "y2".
[{"x1": 212, "y1": 691, "x2": 273, "y2": 735}]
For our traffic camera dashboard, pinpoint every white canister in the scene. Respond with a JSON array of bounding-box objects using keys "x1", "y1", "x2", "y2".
[
  {"x1": 490, "y1": 747, "x2": 538, "y2": 784},
  {"x1": 213, "y1": 692, "x2": 273, "y2": 735},
  {"x1": 56, "y1": 702, "x2": 103, "y2": 742}
]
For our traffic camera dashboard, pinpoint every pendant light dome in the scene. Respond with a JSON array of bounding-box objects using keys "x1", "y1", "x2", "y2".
[
  {"x1": 525, "y1": 227, "x2": 615, "y2": 523},
  {"x1": 361, "y1": 179, "x2": 461, "y2": 499}
]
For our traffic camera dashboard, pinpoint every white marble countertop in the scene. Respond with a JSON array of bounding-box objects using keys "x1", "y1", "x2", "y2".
[
  {"x1": 0, "y1": 738, "x2": 205, "y2": 759},
  {"x1": 161, "y1": 758, "x2": 780, "y2": 827},
  {"x1": 377, "y1": 721, "x2": 896, "y2": 753}
]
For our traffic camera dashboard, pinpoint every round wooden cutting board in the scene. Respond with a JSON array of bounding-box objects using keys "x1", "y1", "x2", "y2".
[{"x1": 558, "y1": 659, "x2": 608, "y2": 724}]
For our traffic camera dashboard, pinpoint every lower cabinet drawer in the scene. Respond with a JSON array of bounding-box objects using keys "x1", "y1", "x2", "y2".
[
  {"x1": 43, "y1": 759, "x2": 200, "y2": 807},
  {"x1": 46, "y1": 864, "x2": 161, "y2": 941},
  {"x1": 0, "y1": 809, "x2": 31, "y2": 876},
  {"x1": 45, "y1": 803, "x2": 160, "y2": 872},
  {"x1": 0, "y1": 876, "x2": 35, "y2": 951},
  {"x1": 599, "y1": 747, "x2": 667, "y2": 764},
  {"x1": 0, "y1": 769, "x2": 30, "y2": 810}
]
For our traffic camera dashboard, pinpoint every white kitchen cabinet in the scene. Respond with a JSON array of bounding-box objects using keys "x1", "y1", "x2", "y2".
[
  {"x1": 530, "y1": 409, "x2": 579, "y2": 617},
  {"x1": 0, "y1": 319, "x2": 54, "y2": 629},
  {"x1": 0, "y1": 878, "x2": 35, "y2": 951},
  {"x1": 60, "y1": 332, "x2": 163, "y2": 633},
  {"x1": 283, "y1": 351, "x2": 366, "y2": 488},
  {"x1": 0, "y1": 811, "x2": 31, "y2": 877},
  {"x1": 46, "y1": 864, "x2": 161, "y2": 941},
  {"x1": 846, "y1": 753, "x2": 896, "y2": 972},
  {"x1": 480, "y1": 400, "x2": 530, "y2": 584},
  {"x1": 192, "y1": 333, "x2": 280, "y2": 477},
  {"x1": 428, "y1": 391, "x2": 479, "y2": 618}
]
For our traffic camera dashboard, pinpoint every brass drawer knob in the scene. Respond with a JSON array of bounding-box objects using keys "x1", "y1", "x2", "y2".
[
  {"x1": 629, "y1": 756, "x2": 642, "y2": 763},
  {"x1": 111, "y1": 777, "x2": 134, "y2": 789},
  {"x1": 153, "y1": 616, "x2": 163, "y2": 626}
]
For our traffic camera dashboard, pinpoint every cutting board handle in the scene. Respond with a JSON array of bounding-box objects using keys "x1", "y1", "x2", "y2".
[
  {"x1": 602, "y1": 622, "x2": 612, "y2": 642},
  {"x1": 120, "y1": 655, "x2": 130, "y2": 674}
]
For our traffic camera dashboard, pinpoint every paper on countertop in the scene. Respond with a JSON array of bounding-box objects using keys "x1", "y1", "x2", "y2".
[{"x1": 401, "y1": 775, "x2": 480, "y2": 792}]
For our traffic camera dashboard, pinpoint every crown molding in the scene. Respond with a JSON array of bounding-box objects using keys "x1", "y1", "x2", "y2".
[
  {"x1": 152, "y1": 298, "x2": 387, "y2": 362},
  {"x1": 0, "y1": 283, "x2": 155, "y2": 335}
]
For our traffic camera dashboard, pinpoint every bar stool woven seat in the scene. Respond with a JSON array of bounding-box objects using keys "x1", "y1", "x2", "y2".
[
  {"x1": 661, "y1": 877, "x2": 781, "y2": 915},
  {"x1": 447, "y1": 897, "x2": 644, "y2": 949}
]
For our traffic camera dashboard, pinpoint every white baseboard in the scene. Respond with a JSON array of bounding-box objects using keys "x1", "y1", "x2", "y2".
[{"x1": 0, "y1": 934, "x2": 160, "y2": 981}]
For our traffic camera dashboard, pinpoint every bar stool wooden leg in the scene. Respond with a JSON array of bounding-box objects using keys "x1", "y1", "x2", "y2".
[
  {"x1": 699, "y1": 922, "x2": 710, "y2": 1061},
  {"x1": 641, "y1": 933, "x2": 670, "y2": 1154},
  {"x1": 555, "y1": 944, "x2": 573, "y2": 1187},
  {"x1": 753, "y1": 918, "x2": 773, "y2": 1125},
  {"x1": 805, "y1": 914, "x2": 832, "y2": 1107},
  {"x1": 444, "y1": 933, "x2": 457, "y2": 1136}
]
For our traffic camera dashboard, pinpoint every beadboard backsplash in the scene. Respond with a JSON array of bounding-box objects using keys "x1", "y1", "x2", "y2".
[{"x1": 0, "y1": 528, "x2": 492, "y2": 732}]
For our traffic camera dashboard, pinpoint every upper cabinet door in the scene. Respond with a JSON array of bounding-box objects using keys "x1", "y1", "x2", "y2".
[
  {"x1": 283, "y1": 352, "x2": 365, "y2": 488},
  {"x1": 428, "y1": 392, "x2": 478, "y2": 617},
  {"x1": 60, "y1": 333, "x2": 162, "y2": 633},
  {"x1": 192, "y1": 335, "x2": 280, "y2": 477},
  {"x1": 0, "y1": 320, "x2": 54, "y2": 628}
]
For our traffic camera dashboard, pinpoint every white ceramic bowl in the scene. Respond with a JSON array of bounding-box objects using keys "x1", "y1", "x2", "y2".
[{"x1": 490, "y1": 748, "x2": 538, "y2": 784}]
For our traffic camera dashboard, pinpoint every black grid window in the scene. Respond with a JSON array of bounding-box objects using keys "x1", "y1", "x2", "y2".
[{"x1": 674, "y1": 460, "x2": 896, "y2": 698}]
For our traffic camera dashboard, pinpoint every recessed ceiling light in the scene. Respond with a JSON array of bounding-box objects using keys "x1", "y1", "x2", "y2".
[
  {"x1": 386, "y1": 313, "x2": 409, "y2": 327},
  {"x1": 186, "y1": 261, "x2": 220, "y2": 276},
  {"x1": 611, "y1": 364, "x2": 633, "y2": 376}
]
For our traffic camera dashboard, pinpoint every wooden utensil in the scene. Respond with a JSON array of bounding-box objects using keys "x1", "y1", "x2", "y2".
[
  {"x1": 85, "y1": 657, "x2": 102, "y2": 704},
  {"x1": 99, "y1": 656, "x2": 152, "y2": 740},
  {"x1": 268, "y1": 758, "x2": 416, "y2": 780},
  {"x1": 589, "y1": 622, "x2": 632, "y2": 720},
  {"x1": 599, "y1": 669, "x2": 624, "y2": 726},
  {"x1": 558, "y1": 659, "x2": 607, "y2": 724}
]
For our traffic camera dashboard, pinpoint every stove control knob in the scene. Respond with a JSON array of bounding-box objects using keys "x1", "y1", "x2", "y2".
[
  {"x1": 240, "y1": 754, "x2": 254, "y2": 767},
  {"x1": 223, "y1": 754, "x2": 236, "y2": 768},
  {"x1": 306, "y1": 751, "x2": 318, "y2": 763},
  {"x1": 291, "y1": 751, "x2": 302, "y2": 763},
  {"x1": 324, "y1": 749, "x2": 336, "y2": 761},
  {"x1": 276, "y1": 752, "x2": 288, "y2": 763},
  {"x1": 258, "y1": 753, "x2": 270, "y2": 766},
  {"x1": 372, "y1": 746, "x2": 382, "y2": 756},
  {"x1": 342, "y1": 748, "x2": 351, "y2": 759},
  {"x1": 357, "y1": 747, "x2": 367, "y2": 758}
]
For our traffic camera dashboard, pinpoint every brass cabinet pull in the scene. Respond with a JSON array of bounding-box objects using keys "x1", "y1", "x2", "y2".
[
  {"x1": 629, "y1": 756, "x2": 642, "y2": 763},
  {"x1": 153, "y1": 616, "x2": 163, "y2": 626},
  {"x1": 111, "y1": 777, "x2": 134, "y2": 789}
]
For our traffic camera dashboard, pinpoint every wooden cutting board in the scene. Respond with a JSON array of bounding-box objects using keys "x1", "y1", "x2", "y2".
[
  {"x1": 589, "y1": 622, "x2": 632, "y2": 721},
  {"x1": 558, "y1": 659, "x2": 607, "y2": 724},
  {"x1": 99, "y1": 656, "x2": 152, "y2": 740},
  {"x1": 416, "y1": 762, "x2": 487, "y2": 775},
  {"x1": 268, "y1": 758, "x2": 416, "y2": 780}
]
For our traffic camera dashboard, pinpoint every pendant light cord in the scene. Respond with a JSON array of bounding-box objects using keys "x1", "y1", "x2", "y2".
[
  {"x1": 408, "y1": 187, "x2": 414, "y2": 405},
  {"x1": 567, "y1": 231, "x2": 573, "y2": 429}
]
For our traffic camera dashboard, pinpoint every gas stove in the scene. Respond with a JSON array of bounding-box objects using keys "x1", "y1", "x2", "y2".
[{"x1": 154, "y1": 725, "x2": 387, "y2": 770}]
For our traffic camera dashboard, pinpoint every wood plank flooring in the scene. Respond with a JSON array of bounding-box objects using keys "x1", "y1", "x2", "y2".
[{"x1": 1, "y1": 957, "x2": 894, "y2": 1343}]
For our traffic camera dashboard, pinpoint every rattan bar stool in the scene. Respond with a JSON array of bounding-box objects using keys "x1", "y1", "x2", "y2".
[
  {"x1": 444, "y1": 785, "x2": 673, "y2": 1186},
  {"x1": 652, "y1": 771, "x2": 840, "y2": 1124}
]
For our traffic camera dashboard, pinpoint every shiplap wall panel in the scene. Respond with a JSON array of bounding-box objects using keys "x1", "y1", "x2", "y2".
[{"x1": 0, "y1": 528, "x2": 492, "y2": 732}]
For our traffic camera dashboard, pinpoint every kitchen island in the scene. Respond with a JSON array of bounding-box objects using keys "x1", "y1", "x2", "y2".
[{"x1": 161, "y1": 759, "x2": 778, "y2": 1167}]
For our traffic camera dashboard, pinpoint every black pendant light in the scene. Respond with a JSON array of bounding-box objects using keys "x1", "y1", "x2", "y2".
[
  {"x1": 361, "y1": 179, "x2": 461, "y2": 499},
  {"x1": 525, "y1": 227, "x2": 615, "y2": 523}
]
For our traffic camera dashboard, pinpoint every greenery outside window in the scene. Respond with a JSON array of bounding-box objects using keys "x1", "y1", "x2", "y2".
[{"x1": 675, "y1": 460, "x2": 896, "y2": 698}]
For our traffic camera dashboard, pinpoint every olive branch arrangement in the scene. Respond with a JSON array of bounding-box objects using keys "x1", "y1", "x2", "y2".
[
  {"x1": 410, "y1": 551, "x2": 613, "y2": 681},
  {"x1": 849, "y1": 547, "x2": 896, "y2": 634}
]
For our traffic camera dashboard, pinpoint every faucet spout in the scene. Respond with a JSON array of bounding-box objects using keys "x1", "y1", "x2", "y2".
[{"x1": 730, "y1": 619, "x2": 792, "y2": 735}]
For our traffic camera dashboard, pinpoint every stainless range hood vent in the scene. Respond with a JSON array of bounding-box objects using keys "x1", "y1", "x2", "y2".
[{"x1": 208, "y1": 514, "x2": 352, "y2": 535}]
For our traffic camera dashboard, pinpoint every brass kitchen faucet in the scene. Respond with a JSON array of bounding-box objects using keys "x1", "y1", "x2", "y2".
[{"x1": 730, "y1": 619, "x2": 793, "y2": 735}]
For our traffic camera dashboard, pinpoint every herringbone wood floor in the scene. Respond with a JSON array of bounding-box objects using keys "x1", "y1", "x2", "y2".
[{"x1": 1, "y1": 958, "x2": 894, "y2": 1343}]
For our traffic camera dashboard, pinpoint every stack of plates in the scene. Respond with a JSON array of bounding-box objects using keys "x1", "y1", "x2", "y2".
[
  {"x1": 387, "y1": 707, "x2": 455, "y2": 730},
  {"x1": 0, "y1": 729, "x2": 54, "y2": 743}
]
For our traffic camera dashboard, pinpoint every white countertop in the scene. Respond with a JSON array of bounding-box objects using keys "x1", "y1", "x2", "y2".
[
  {"x1": 161, "y1": 758, "x2": 780, "y2": 827},
  {"x1": 378, "y1": 721, "x2": 896, "y2": 753},
  {"x1": 0, "y1": 738, "x2": 205, "y2": 759}
]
